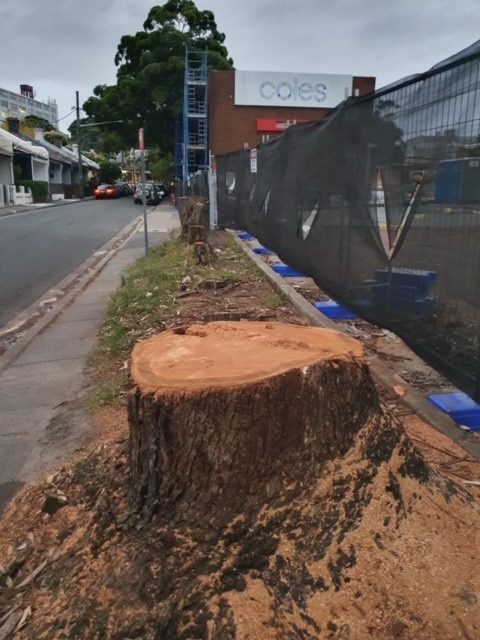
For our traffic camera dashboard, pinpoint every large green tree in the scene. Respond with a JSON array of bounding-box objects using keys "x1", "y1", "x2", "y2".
[
  {"x1": 83, "y1": 0, "x2": 233, "y2": 154},
  {"x1": 68, "y1": 118, "x2": 126, "y2": 156}
]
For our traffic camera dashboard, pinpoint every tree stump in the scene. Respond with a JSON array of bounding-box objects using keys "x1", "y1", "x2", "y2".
[
  {"x1": 128, "y1": 321, "x2": 379, "y2": 521},
  {"x1": 185, "y1": 197, "x2": 209, "y2": 245},
  {"x1": 177, "y1": 197, "x2": 190, "y2": 239},
  {"x1": 177, "y1": 196, "x2": 209, "y2": 241}
]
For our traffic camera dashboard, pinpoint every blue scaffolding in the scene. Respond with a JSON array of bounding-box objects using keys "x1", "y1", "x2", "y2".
[{"x1": 181, "y1": 49, "x2": 209, "y2": 181}]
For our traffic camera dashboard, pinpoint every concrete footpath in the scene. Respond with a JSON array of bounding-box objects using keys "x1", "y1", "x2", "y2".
[{"x1": 0, "y1": 202, "x2": 180, "y2": 512}]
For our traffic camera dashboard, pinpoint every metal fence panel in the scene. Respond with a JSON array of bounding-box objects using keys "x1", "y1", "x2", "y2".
[{"x1": 215, "y1": 41, "x2": 480, "y2": 399}]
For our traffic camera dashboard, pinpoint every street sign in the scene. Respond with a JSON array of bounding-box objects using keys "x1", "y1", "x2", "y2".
[
  {"x1": 138, "y1": 128, "x2": 144, "y2": 152},
  {"x1": 250, "y1": 148, "x2": 257, "y2": 173}
]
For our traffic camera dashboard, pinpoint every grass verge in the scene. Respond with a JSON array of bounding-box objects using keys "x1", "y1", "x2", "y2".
[{"x1": 86, "y1": 232, "x2": 269, "y2": 410}]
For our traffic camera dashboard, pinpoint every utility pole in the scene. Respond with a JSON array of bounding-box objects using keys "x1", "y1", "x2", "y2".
[
  {"x1": 139, "y1": 128, "x2": 149, "y2": 255},
  {"x1": 76, "y1": 91, "x2": 83, "y2": 198},
  {"x1": 75, "y1": 87, "x2": 123, "y2": 199}
]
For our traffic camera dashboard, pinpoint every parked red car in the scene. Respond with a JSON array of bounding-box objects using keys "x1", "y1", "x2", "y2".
[{"x1": 95, "y1": 184, "x2": 119, "y2": 199}]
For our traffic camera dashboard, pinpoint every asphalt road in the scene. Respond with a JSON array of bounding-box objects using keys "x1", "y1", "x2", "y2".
[
  {"x1": 0, "y1": 197, "x2": 140, "y2": 329},
  {"x1": 0, "y1": 202, "x2": 180, "y2": 514}
]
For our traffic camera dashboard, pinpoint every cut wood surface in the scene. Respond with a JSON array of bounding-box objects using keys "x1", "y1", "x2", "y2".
[
  {"x1": 128, "y1": 321, "x2": 380, "y2": 519},
  {"x1": 129, "y1": 320, "x2": 366, "y2": 392}
]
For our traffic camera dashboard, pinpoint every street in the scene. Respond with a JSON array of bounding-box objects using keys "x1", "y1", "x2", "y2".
[
  {"x1": 0, "y1": 202, "x2": 180, "y2": 513},
  {"x1": 0, "y1": 198, "x2": 139, "y2": 329}
]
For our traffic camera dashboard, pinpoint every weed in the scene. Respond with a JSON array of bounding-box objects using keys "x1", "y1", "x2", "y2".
[
  {"x1": 86, "y1": 382, "x2": 126, "y2": 411},
  {"x1": 264, "y1": 293, "x2": 286, "y2": 309}
]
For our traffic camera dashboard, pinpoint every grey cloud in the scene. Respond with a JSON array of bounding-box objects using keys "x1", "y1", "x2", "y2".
[{"x1": 1, "y1": 0, "x2": 480, "y2": 131}]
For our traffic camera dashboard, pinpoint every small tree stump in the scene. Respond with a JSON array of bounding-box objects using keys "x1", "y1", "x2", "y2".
[
  {"x1": 177, "y1": 196, "x2": 209, "y2": 241},
  {"x1": 177, "y1": 197, "x2": 190, "y2": 239},
  {"x1": 185, "y1": 197, "x2": 209, "y2": 245},
  {"x1": 128, "y1": 321, "x2": 378, "y2": 521}
]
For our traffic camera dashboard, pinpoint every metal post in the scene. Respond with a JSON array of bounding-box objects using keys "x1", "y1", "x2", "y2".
[
  {"x1": 140, "y1": 150, "x2": 149, "y2": 255},
  {"x1": 76, "y1": 91, "x2": 83, "y2": 198}
]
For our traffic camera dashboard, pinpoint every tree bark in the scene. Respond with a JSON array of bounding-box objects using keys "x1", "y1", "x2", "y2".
[
  {"x1": 177, "y1": 196, "x2": 209, "y2": 242},
  {"x1": 127, "y1": 321, "x2": 379, "y2": 522},
  {"x1": 185, "y1": 197, "x2": 209, "y2": 245},
  {"x1": 177, "y1": 197, "x2": 190, "y2": 239}
]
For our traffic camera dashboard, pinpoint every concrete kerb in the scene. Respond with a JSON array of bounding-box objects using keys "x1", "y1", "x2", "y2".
[
  {"x1": 229, "y1": 232, "x2": 337, "y2": 331},
  {"x1": 231, "y1": 231, "x2": 480, "y2": 461},
  {"x1": 369, "y1": 357, "x2": 480, "y2": 460},
  {"x1": 0, "y1": 215, "x2": 143, "y2": 375}
]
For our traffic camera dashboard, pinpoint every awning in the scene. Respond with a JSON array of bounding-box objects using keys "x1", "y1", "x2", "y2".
[
  {"x1": 64, "y1": 145, "x2": 100, "y2": 170},
  {"x1": 0, "y1": 129, "x2": 48, "y2": 160},
  {"x1": 0, "y1": 132, "x2": 13, "y2": 156}
]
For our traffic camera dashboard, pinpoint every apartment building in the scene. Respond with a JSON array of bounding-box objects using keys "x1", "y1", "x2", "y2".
[{"x1": 0, "y1": 84, "x2": 58, "y2": 127}]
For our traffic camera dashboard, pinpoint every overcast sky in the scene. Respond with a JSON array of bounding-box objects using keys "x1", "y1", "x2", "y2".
[{"x1": 1, "y1": 0, "x2": 480, "y2": 133}]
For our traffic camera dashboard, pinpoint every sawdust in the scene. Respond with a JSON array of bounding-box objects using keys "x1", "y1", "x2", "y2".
[{"x1": 1, "y1": 404, "x2": 479, "y2": 639}]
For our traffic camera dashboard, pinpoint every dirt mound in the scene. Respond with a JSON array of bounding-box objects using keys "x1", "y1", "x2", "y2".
[{"x1": 1, "y1": 397, "x2": 479, "y2": 638}]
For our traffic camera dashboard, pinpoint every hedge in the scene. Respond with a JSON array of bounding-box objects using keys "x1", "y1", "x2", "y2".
[{"x1": 16, "y1": 180, "x2": 49, "y2": 197}]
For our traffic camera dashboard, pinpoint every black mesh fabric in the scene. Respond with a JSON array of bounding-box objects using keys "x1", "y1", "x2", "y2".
[{"x1": 214, "y1": 41, "x2": 480, "y2": 399}]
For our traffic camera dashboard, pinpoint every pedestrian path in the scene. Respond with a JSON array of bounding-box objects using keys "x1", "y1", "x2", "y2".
[{"x1": 0, "y1": 203, "x2": 180, "y2": 513}]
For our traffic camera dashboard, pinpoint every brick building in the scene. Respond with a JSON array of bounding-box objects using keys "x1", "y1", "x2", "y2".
[{"x1": 208, "y1": 70, "x2": 375, "y2": 157}]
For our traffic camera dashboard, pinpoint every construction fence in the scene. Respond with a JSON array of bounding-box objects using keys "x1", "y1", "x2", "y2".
[{"x1": 192, "y1": 41, "x2": 480, "y2": 400}]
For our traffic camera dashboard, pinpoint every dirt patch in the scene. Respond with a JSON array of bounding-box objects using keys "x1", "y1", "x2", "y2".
[
  {"x1": 1, "y1": 404, "x2": 479, "y2": 639},
  {"x1": 1, "y1": 230, "x2": 480, "y2": 639}
]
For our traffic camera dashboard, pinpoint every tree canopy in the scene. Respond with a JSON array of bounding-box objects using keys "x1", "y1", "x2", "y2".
[
  {"x1": 67, "y1": 118, "x2": 126, "y2": 156},
  {"x1": 82, "y1": 0, "x2": 233, "y2": 154}
]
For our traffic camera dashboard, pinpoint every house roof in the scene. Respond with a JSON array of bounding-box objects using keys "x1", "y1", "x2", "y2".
[
  {"x1": 0, "y1": 128, "x2": 48, "y2": 160},
  {"x1": 24, "y1": 131, "x2": 100, "y2": 170},
  {"x1": 17, "y1": 132, "x2": 70, "y2": 165},
  {"x1": 0, "y1": 133, "x2": 12, "y2": 156},
  {"x1": 63, "y1": 145, "x2": 100, "y2": 170},
  {"x1": 0, "y1": 128, "x2": 100, "y2": 170}
]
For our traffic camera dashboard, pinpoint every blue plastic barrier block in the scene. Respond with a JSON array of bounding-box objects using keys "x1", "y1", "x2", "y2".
[
  {"x1": 374, "y1": 291, "x2": 434, "y2": 316},
  {"x1": 428, "y1": 392, "x2": 480, "y2": 431},
  {"x1": 378, "y1": 284, "x2": 425, "y2": 302},
  {"x1": 352, "y1": 299, "x2": 372, "y2": 309},
  {"x1": 376, "y1": 268, "x2": 437, "y2": 295},
  {"x1": 314, "y1": 300, "x2": 358, "y2": 320},
  {"x1": 253, "y1": 246, "x2": 274, "y2": 255},
  {"x1": 238, "y1": 232, "x2": 254, "y2": 241},
  {"x1": 272, "y1": 264, "x2": 305, "y2": 278}
]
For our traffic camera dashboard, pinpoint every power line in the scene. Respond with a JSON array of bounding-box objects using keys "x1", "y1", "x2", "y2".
[{"x1": 56, "y1": 108, "x2": 76, "y2": 125}]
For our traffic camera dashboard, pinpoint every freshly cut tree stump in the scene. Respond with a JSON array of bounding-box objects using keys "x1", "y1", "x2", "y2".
[{"x1": 128, "y1": 321, "x2": 379, "y2": 520}]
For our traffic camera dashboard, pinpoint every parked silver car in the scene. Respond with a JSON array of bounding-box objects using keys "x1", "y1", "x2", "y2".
[{"x1": 134, "y1": 183, "x2": 160, "y2": 205}]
